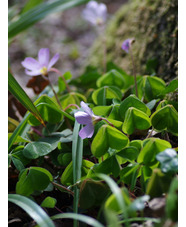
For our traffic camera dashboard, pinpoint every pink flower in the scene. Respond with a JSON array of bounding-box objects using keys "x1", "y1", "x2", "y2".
[
  {"x1": 82, "y1": 1, "x2": 107, "y2": 26},
  {"x1": 74, "y1": 101, "x2": 101, "y2": 139},
  {"x1": 21, "y1": 48, "x2": 59, "y2": 76}
]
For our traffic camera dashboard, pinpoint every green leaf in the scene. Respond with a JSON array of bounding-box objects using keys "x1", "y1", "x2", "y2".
[
  {"x1": 22, "y1": 142, "x2": 53, "y2": 159},
  {"x1": 8, "y1": 117, "x2": 19, "y2": 132},
  {"x1": 16, "y1": 167, "x2": 53, "y2": 196},
  {"x1": 91, "y1": 125, "x2": 129, "y2": 158},
  {"x1": 122, "y1": 107, "x2": 151, "y2": 135},
  {"x1": 63, "y1": 71, "x2": 72, "y2": 80},
  {"x1": 137, "y1": 138, "x2": 171, "y2": 166},
  {"x1": 51, "y1": 213, "x2": 104, "y2": 227},
  {"x1": 140, "y1": 166, "x2": 152, "y2": 192},
  {"x1": 120, "y1": 163, "x2": 140, "y2": 190},
  {"x1": 134, "y1": 76, "x2": 166, "y2": 101},
  {"x1": 146, "y1": 99, "x2": 159, "y2": 110},
  {"x1": 60, "y1": 160, "x2": 94, "y2": 186},
  {"x1": 94, "y1": 156, "x2": 120, "y2": 177},
  {"x1": 41, "y1": 196, "x2": 57, "y2": 208},
  {"x1": 79, "y1": 179, "x2": 110, "y2": 209},
  {"x1": 8, "y1": 133, "x2": 30, "y2": 144},
  {"x1": 97, "y1": 174, "x2": 129, "y2": 223},
  {"x1": 28, "y1": 103, "x2": 64, "y2": 126},
  {"x1": 58, "y1": 77, "x2": 66, "y2": 92},
  {"x1": 145, "y1": 58, "x2": 158, "y2": 75},
  {"x1": 104, "y1": 208, "x2": 122, "y2": 227},
  {"x1": 151, "y1": 105, "x2": 178, "y2": 135},
  {"x1": 57, "y1": 153, "x2": 72, "y2": 166},
  {"x1": 160, "y1": 79, "x2": 178, "y2": 96},
  {"x1": 12, "y1": 149, "x2": 31, "y2": 166},
  {"x1": 8, "y1": 71, "x2": 45, "y2": 126},
  {"x1": 11, "y1": 156, "x2": 25, "y2": 171},
  {"x1": 165, "y1": 177, "x2": 178, "y2": 222},
  {"x1": 116, "y1": 146, "x2": 139, "y2": 162},
  {"x1": 146, "y1": 168, "x2": 172, "y2": 198},
  {"x1": 8, "y1": 0, "x2": 90, "y2": 39},
  {"x1": 73, "y1": 66, "x2": 101, "y2": 89},
  {"x1": 104, "y1": 188, "x2": 132, "y2": 216},
  {"x1": 144, "y1": 76, "x2": 166, "y2": 101},
  {"x1": 93, "y1": 105, "x2": 112, "y2": 117},
  {"x1": 129, "y1": 140, "x2": 142, "y2": 151},
  {"x1": 92, "y1": 86, "x2": 122, "y2": 105},
  {"x1": 119, "y1": 95, "x2": 151, "y2": 120},
  {"x1": 8, "y1": 194, "x2": 55, "y2": 227},
  {"x1": 21, "y1": 0, "x2": 43, "y2": 14},
  {"x1": 156, "y1": 148, "x2": 178, "y2": 173},
  {"x1": 59, "y1": 92, "x2": 86, "y2": 109},
  {"x1": 96, "y1": 69, "x2": 125, "y2": 89},
  {"x1": 8, "y1": 113, "x2": 31, "y2": 152}
]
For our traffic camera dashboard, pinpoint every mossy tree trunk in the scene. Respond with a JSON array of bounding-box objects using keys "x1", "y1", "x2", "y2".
[{"x1": 88, "y1": 0, "x2": 178, "y2": 81}]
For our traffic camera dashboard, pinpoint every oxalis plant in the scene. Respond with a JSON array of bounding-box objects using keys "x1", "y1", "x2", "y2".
[{"x1": 8, "y1": 1, "x2": 178, "y2": 227}]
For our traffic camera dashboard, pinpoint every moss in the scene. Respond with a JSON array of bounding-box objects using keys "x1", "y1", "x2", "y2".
[{"x1": 88, "y1": 0, "x2": 178, "y2": 81}]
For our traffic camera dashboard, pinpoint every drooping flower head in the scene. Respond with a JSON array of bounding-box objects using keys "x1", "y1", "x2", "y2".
[
  {"x1": 74, "y1": 101, "x2": 102, "y2": 139},
  {"x1": 121, "y1": 38, "x2": 135, "y2": 53},
  {"x1": 82, "y1": 1, "x2": 107, "y2": 26},
  {"x1": 21, "y1": 48, "x2": 59, "y2": 76}
]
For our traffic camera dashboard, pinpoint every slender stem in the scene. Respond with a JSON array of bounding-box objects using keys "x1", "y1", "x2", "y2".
[
  {"x1": 102, "y1": 117, "x2": 127, "y2": 136},
  {"x1": 48, "y1": 78, "x2": 63, "y2": 109},
  {"x1": 97, "y1": 25, "x2": 107, "y2": 74},
  {"x1": 64, "y1": 104, "x2": 80, "y2": 111},
  {"x1": 49, "y1": 68, "x2": 71, "y2": 93},
  {"x1": 54, "y1": 206, "x2": 63, "y2": 213},
  {"x1": 31, "y1": 127, "x2": 43, "y2": 137},
  {"x1": 146, "y1": 127, "x2": 154, "y2": 139},
  {"x1": 41, "y1": 74, "x2": 62, "y2": 109},
  {"x1": 102, "y1": 118, "x2": 115, "y2": 128},
  {"x1": 52, "y1": 182, "x2": 74, "y2": 196},
  {"x1": 130, "y1": 48, "x2": 138, "y2": 97},
  {"x1": 102, "y1": 33, "x2": 107, "y2": 74}
]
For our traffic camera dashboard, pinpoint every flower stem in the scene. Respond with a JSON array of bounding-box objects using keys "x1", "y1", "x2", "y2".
[
  {"x1": 130, "y1": 48, "x2": 138, "y2": 97},
  {"x1": 52, "y1": 181, "x2": 74, "y2": 196},
  {"x1": 102, "y1": 33, "x2": 107, "y2": 74},
  {"x1": 102, "y1": 117, "x2": 114, "y2": 127},
  {"x1": 48, "y1": 77, "x2": 63, "y2": 109},
  {"x1": 64, "y1": 104, "x2": 80, "y2": 111},
  {"x1": 49, "y1": 68, "x2": 71, "y2": 93}
]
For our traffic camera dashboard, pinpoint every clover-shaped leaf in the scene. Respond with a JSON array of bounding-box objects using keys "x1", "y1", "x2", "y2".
[
  {"x1": 156, "y1": 148, "x2": 178, "y2": 173},
  {"x1": 119, "y1": 95, "x2": 151, "y2": 120},
  {"x1": 137, "y1": 138, "x2": 171, "y2": 166},
  {"x1": 96, "y1": 69, "x2": 125, "y2": 89},
  {"x1": 91, "y1": 125, "x2": 129, "y2": 158},
  {"x1": 16, "y1": 167, "x2": 53, "y2": 196},
  {"x1": 92, "y1": 86, "x2": 122, "y2": 105},
  {"x1": 151, "y1": 105, "x2": 178, "y2": 135},
  {"x1": 122, "y1": 107, "x2": 151, "y2": 135}
]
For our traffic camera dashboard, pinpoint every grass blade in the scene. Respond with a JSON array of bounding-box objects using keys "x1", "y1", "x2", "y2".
[
  {"x1": 8, "y1": 113, "x2": 30, "y2": 152},
  {"x1": 72, "y1": 121, "x2": 83, "y2": 227},
  {"x1": 8, "y1": 194, "x2": 55, "y2": 227},
  {"x1": 8, "y1": 0, "x2": 89, "y2": 39},
  {"x1": 51, "y1": 213, "x2": 104, "y2": 227},
  {"x1": 97, "y1": 173, "x2": 129, "y2": 227},
  {"x1": 8, "y1": 71, "x2": 45, "y2": 126}
]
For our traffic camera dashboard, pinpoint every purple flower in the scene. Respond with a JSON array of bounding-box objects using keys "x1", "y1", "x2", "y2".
[
  {"x1": 82, "y1": 1, "x2": 107, "y2": 26},
  {"x1": 121, "y1": 38, "x2": 135, "y2": 53},
  {"x1": 21, "y1": 48, "x2": 60, "y2": 76},
  {"x1": 74, "y1": 101, "x2": 101, "y2": 139}
]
